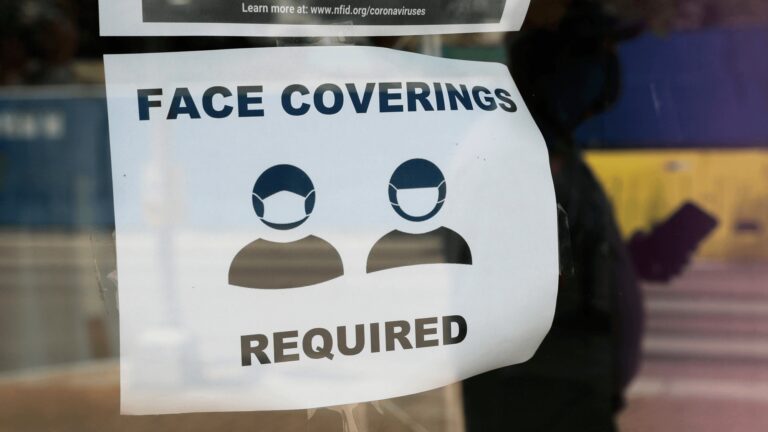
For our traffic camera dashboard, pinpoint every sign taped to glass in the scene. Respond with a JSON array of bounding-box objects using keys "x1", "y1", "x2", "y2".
[
  {"x1": 103, "y1": 46, "x2": 558, "y2": 414},
  {"x1": 98, "y1": 0, "x2": 531, "y2": 36}
]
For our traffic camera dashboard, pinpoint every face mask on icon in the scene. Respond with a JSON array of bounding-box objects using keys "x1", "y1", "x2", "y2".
[
  {"x1": 393, "y1": 186, "x2": 442, "y2": 218},
  {"x1": 254, "y1": 190, "x2": 312, "y2": 225}
]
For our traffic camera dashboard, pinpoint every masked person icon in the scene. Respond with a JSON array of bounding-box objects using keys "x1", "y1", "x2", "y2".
[
  {"x1": 367, "y1": 158, "x2": 472, "y2": 273},
  {"x1": 228, "y1": 164, "x2": 343, "y2": 289}
]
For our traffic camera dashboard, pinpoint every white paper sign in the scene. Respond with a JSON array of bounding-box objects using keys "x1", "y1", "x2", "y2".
[
  {"x1": 99, "y1": 0, "x2": 531, "y2": 36},
  {"x1": 104, "y1": 46, "x2": 557, "y2": 415}
]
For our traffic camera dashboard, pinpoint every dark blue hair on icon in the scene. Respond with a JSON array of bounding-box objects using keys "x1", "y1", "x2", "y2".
[
  {"x1": 389, "y1": 159, "x2": 445, "y2": 189},
  {"x1": 251, "y1": 164, "x2": 315, "y2": 230},
  {"x1": 388, "y1": 159, "x2": 447, "y2": 222}
]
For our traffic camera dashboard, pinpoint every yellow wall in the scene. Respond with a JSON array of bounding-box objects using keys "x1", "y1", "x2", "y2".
[{"x1": 585, "y1": 149, "x2": 768, "y2": 261}]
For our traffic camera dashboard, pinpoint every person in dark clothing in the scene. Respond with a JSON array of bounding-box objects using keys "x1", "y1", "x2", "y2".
[{"x1": 463, "y1": 1, "x2": 645, "y2": 430}]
